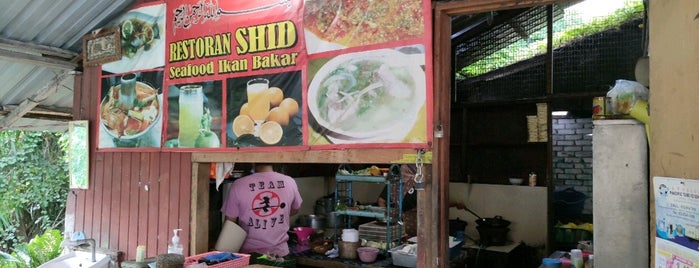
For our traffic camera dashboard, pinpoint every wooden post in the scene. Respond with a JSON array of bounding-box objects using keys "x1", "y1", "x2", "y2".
[{"x1": 190, "y1": 162, "x2": 210, "y2": 254}]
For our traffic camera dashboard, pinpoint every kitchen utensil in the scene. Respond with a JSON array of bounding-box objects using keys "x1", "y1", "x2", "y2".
[
  {"x1": 459, "y1": 206, "x2": 483, "y2": 220},
  {"x1": 454, "y1": 204, "x2": 510, "y2": 227}
]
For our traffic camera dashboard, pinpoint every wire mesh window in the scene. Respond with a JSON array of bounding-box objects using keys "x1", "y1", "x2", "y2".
[{"x1": 453, "y1": 1, "x2": 645, "y2": 103}]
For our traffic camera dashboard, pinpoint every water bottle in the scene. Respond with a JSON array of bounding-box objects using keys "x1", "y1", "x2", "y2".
[{"x1": 570, "y1": 249, "x2": 584, "y2": 268}]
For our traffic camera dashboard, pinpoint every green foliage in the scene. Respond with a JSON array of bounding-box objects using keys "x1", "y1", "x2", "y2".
[
  {"x1": 555, "y1": 1, "x2": 644, "y2": 46},
  {"x1": 0, "y1": 131, "x2": 69, "y2": 252},
  {"x1": 0, "y1": 229, "x2": 64, "y2": 268},
  {"x1": 459, "y1": 1, "x2": 644, "y2": 79}
]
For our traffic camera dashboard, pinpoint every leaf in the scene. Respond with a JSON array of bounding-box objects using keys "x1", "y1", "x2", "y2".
[{"x1": 0, "y1": 130, "x2": 68, "y2": 252}]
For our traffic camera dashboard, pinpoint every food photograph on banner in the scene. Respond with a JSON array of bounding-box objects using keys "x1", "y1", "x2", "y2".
[
  {"x1": 226, "y1": 71, "x2": 303, "y2": 147},
  {"x1": 165, "y1": 0, "x2": 306, "y2": 151},
  {"x1": 102, "y1": 3, "x2": 165, "y2": 75},
  {"x1": 165, "y1": 81, "x2": 224, "y2": 149},
  {"x1": 98, "y1": 71, "x2": 164, "y2": 149},
  {"x1": 303, "y1": 0, "x2": 426, "y2": 54},
  {"x1": 306, "y1": 45, "x2": 427, "y2": 145}
]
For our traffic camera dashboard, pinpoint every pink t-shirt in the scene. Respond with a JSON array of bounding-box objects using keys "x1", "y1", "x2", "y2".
[{"x1": 221, "y1": 171, "x2": 303, "y2": 257}]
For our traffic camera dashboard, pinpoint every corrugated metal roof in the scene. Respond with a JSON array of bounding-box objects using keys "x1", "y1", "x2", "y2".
[{"x1": 0, "y1": 0, "x2": 134, "y2": 131}]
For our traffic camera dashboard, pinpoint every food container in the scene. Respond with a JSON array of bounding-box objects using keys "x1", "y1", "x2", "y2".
[
  {"x1": 358, "y1": 221, "x2": 400, "y2": 242},
  {"x1": 554, "y1": 227, "x2": 592, "y2": 244},
  {"x1": 341, "y1": 228, "x2": 359, "y2": 242},
  {"x1": 592, "y1": 96, "x2": 607, "y2": 120},
  {"x1": 448, "y1": 238, "x2": 463, "y2": 259},
  {"x1": 338, "y1": 241, "x2": 360, "y2": 259},
  {"x1": 508, "y1": 177, "x2": 523, "y2": 185},
  {"x1": 388, "y1": 244, "x2": 417, "y2": 268},
  {"x1": 542, "y1": 257, "x2": 562, "y2": 268},
  {"x1": 292, "y1": 227, "x2": 314, "y2": 245},
  {"x1": 553, "y1": 188, "x2": 587, "y2": 218}
]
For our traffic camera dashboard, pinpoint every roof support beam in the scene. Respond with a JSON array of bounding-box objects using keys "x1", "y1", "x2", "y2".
[
  {"x1": 0, "y1": 37, "x2": 78, "y2": 70},
  {"x1": 0, "y1": 105, "x2": 72, "y2": 119},
  {"x1": 0, "y1": 48, "x2": 78, "y2": 70},
  {"x1": 0, "y1": 71, "x2": 75, "y2": 130},
  {"x1": 0, "y1": 37, "x2": 79, "y2": 59}
]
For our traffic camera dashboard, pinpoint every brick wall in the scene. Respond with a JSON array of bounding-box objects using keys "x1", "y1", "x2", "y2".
[{"x1": 552, "y1": 117, "x2": 593, "y2": 214}]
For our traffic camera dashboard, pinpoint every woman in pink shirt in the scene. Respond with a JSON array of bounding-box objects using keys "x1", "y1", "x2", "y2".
[{"x1": 221, "y1": 163, "x2": 303, "y2": 258}]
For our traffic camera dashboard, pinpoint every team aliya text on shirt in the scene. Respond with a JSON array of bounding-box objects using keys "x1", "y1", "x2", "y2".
[{"x1": 244, "y1": 179, "x2": 289, "y2": 230}]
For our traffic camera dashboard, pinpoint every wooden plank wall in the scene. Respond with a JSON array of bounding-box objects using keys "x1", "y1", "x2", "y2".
[{"x1": 68, "y1": 66, "x2": 193, "y2": 260}]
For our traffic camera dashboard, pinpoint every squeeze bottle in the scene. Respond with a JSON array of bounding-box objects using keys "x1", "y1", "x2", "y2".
[{"x1": 167, "y1": 229, "x2": 183, "y2": 254}]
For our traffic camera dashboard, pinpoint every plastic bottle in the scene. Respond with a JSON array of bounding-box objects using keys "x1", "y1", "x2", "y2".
[
  {"x1": 529, "y1": 172, "x2": 537, "y2": 186},
  {"x1": 168, "y1": 229, "x2": 183, "y2": 254},
  {"x1": 570, "y1": 249, "x2": 584, "y2": 268},
  {"x1": 584, "y1": 254, "x2": 594, "y2": 268},
  {"x1": 136, "y1": 245, "x2": 146, "y2": 262}
]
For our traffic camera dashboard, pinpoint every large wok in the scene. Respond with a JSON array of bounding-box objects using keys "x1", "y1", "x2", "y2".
[
  {"x1": 460, "y1": 206, "x2": 511, "y2": 228},
  {"x1": 458, "y1": 206, "x2": 511, "y2": 246}
]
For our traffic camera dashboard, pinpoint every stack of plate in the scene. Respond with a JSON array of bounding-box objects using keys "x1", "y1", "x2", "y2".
[
  {"x1": 536, "y1": 103, "x2": 548, "y2": 142},
  {"x1": 526, "y1": 115, "x2": 538, "y2": 142}
]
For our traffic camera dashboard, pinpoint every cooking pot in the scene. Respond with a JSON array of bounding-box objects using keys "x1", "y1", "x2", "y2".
[
  {"x1": 297, "y1": 214, "x2": 326, "y2": 230},
  {"x1": 315, "y1": 196, "x2": 335, "y2": 215},
  {"x1": 476, "y1": 225, "x2": 510, "y2": 246},
  {"x1": 448, "y1": 218, "x2": 468, "y2": 236},
  {"x1": 475, "y1": 215, "x2": 511, "y2": 228}
]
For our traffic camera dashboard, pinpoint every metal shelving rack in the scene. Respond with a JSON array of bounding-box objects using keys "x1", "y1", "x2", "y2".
[{"x1": 333, "y1": 164, "x2": 403, "y2": 251}]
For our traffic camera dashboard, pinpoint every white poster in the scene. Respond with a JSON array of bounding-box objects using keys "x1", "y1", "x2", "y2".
[{"x1": 654, "y1": 176, "x2": 699, "y2": 268}]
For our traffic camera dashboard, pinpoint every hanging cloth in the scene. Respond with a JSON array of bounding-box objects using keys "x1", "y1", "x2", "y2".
[{"x1": 215, "y1": 162, "x2": 235, "y2": 191}]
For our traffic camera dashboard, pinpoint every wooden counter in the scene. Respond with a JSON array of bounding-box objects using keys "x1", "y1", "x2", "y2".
[
  {"x1": 292, "y1": 255, "x2": 390, "y2": 268},
  {"x1": 287, "y1": 244, "x2": 398, "y2": 268}
]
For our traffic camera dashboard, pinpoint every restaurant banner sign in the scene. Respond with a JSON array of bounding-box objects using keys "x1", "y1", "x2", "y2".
[{"x1": 97, "y1": 0, "x2": 432, "y2": 151}]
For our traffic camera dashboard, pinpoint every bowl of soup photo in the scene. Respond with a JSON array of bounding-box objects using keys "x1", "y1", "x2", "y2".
[
  {"x1": 100, "y1": 81, "x2": 161, "y2": 142},
  {"x1": 308, "y1": 49, "x2": 426, "y2": 140}
]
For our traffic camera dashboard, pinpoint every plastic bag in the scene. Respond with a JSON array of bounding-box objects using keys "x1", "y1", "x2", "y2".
[{"x1": 606, "y1": 79, "x2": 649, "y2": 115}]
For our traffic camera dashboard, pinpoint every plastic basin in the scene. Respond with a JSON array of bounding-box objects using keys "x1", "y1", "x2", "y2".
[{"x1": 357, "y1": 247, "x2": 379, "y2": 263}]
